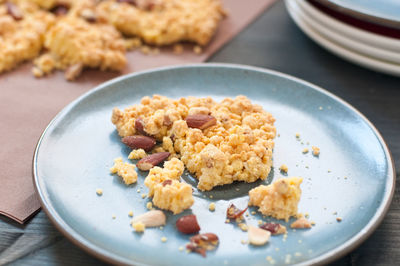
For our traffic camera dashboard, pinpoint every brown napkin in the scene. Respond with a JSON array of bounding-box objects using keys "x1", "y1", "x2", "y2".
[{"x1": 0, "y1": 0, "x2": 276, "y2": 224}]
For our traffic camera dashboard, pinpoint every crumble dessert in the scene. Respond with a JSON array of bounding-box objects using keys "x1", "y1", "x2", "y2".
[
  {"x1": 112, "y1": 95, "x2": 276, "y2": 191},
  {"x1": 0, "y1": 1, "x2": 55, "y2": 73},
  {"x1": 248, "y1": 177, "x2": 303, "y2": 221},
  {"x1": 97, "y1": 0, "x2": 225, "y2": 46},
  {"x1": 34, "y1": 15, "x2": 126, "y2": 80},
  {"x1": 110, "y1": 157, "x2": 138, "y2": 185}
]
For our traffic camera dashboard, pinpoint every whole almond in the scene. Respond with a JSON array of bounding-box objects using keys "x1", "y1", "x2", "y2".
[
  {"x1": 248, "y1": 225, "x2": 271, "y2": 246},
  {"x1": 135, "y1": 117, "x2": 147, "y2": 135},
  {"x1": 185, "y1": 114, "x2": 217, "y2": 130},
  {"x1": 122, "y1": 135, "x2": 156, "y2": 151},
  {"x1": 176, "y1": 214, "x2": 200, "y2": 234},
  {"x1": 131, "y1": 210, "x2": 166, "y2": 227},
  {"x1": 6, "y1": 2, "x2": 23, "y2": 20},
  {"x1": 137, "y1": 152, "x2": 170, "y2": 171}
]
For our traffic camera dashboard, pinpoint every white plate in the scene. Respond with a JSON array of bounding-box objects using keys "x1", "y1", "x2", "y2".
[
  {"x1": 295, "y1": 0, "x2": 400, "y2": 53},
  {"x1": 285, "y1": 0, "x2": 400, "y2": 77},
  {"x1": 294, "y1": 0, "x2": 400, "y2": 65}
]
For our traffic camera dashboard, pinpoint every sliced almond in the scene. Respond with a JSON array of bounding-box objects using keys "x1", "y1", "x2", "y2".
[
  {"x1": 122, "y1": 135, "x2": 156, "y2": 152},
  {"x1": 137, "y1": 152, "x2": 170, "y2": 171},
  {"x1": 6, "y1": 2, "x2": 23, "y2": 20},
  {"x1": 248, "y1": 225, "x2": 271, "y2": 246},
  {"x1": 290, "y1": 217, "x2": 312, "y2": 229},
  {"x1": 185, "y1": 114, "x2": 216, "y2": 130},
  {"x1": 131, "y1": 210, "x2": 166, "y2": 227}
]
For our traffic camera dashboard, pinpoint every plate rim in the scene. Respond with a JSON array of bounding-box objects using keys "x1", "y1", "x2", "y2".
[{"x1": 32, "y1": 63, "x2": 396, "y2": 266}]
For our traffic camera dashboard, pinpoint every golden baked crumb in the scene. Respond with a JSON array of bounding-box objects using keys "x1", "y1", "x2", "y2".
[
  {"x1": 110, "y1": 157, "x2": 138, "y2": 185},
  {"x1": 112, "y1": 95, "x2": 276, "y2": 191},
  {"x1": 279, "y1": 164, "x2": 288, "y2": 173},
  {"x1": 128, "y1": 149, "x2": 147, "y2": 160},
  {"x1": 35, "y1": 16, "x2": 126, "y2": 80},
  {"x1": 144, "y1": 158, "x2": 184, "y2": 197},
  {"x1": 152, "y1": 179, "x2": 194, "y2": 214},
  {"x1": 312, "y1": 146, "x2": 320, "y2": 156},
  {"x1": 161, "y1": 236, "x2": 167, "y2": 243},
  {"x1": 238, "y1": 223, "x2": 248, "y2": 232},
  {"x1": 0, "y1": 1, "x2": 55, "y2": 73},
  {"x1": 128, "y1": 210, "x2": 134, "y2": 217},
  {"x1": 132, "y1": 221, "x2": 145, "y2": 232},
  {"x1": 96, "y1": 188, "x2": 103, "y2": 195},
  {"x1": 249, "y1": 177, "x2": 303, "y2": 221},
  {"x1": 97, "y1": 0, "x2": 225, "y2": 46},
  {"x1": 209, "y1": 202, "x2": 216, "y2": 211},
  {"x1": 302, "y1": 148, "x2": 309, "y2": 154},
  {"x1": 146, "y1": 202, "x2": 153, "y2": 210}
]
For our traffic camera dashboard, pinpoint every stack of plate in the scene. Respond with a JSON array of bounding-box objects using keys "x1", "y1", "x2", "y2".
[{"x1": 285, "y1": 0, "x2": 400, "y2": 76}]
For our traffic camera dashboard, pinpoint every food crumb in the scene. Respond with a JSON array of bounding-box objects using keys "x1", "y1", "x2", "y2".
[
  {"x1": 319, "y1": 106, "x2": 323, "y2": 110},
  {"x1": 128, "y1": 211, "x2": 134, "y2": 217},
  {"x1": 96, "y1": 188, "x2": 103, "y2": 196},
  {"x1": 209, "y1": 203, "x2": 216, "y2": 212},
  {"x1": 241, "y1": 239, "x2": 247, "y2": 245},
  {"x1": 266, "y1": 256, "x2": 276, "y2": 264},
  {"x1": 336, "y1": 217, "x2": 342, "y2": 222},
  {"x1": 312, "y1": 146, "x2": 320, "y2": 156},
  {"x1": 132, "y1": 221, "x2": 145, "y2": 232},
  {"x1": 141, "y1": 193, "x2": 147, "y2": 199},
  {"x1": 302, "y1": 148, "x2": 309, "y2": 154},
  {"x1": 279, "y1": 164, "x2": 288, "y2": 173},
  {"x1": 146, "y1": 202, "x2": 153, "y2": 210},
  {"x1": 173, "y1": 44, "x2": 184, "y2": 54},
  {"x1": 137, "y1": 189, "x2": 141, "y2": 193},
  {"x1": 295, "y1": 252, "x2": 302, "y2": 257},
  {"x1": 238, "y1": 223, "x2": 248, "y2": 232},
  {"x1": 295, "y1": 133, "x2": 300, "y2": 138},
  {"x1": 141, "y1": 45, "x2": 151, "y2": 55},
  {"x1": 251, "y1": 211, "x2": 256, "y2": 215},
  {"x1": 328, "y1": 170, "x2": 331, "y2": 173},
  {"x1": 235, "y1": 188, "x2": 240, "y2": 191},
  {"x1": 209, "y1": 195, "x2": 214, "y2": 199},
  {"x1": 193, "y1": 45, "x2": 202, "y2": 54},
  {"x1": 178, "y1": 246, "x2": 184, "y2": 252},
  {"x1": 160, "y1": 226, "x2": 164, "y2": 230},
  {"x1": 225, "y1": 219, "x2": 230, "y2": 223},
  {"x1": 258, "y1": 220, "x2": 263, "y2": 225},
  {"x1": 112, "y1": 214, "x2": 116, "y2": 219},
  {"x1": 311, "y1": 221, "x2": 316, "y2": 225},
  {"x1": 161, "y1": 236, "x2": 167, "y2": 242}
]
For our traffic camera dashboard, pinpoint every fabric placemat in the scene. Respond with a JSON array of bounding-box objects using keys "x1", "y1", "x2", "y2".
[{"x1": 0, "y1": 0, "x2": 276, "y2": 224}]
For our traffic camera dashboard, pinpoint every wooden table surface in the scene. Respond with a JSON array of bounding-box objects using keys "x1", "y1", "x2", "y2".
[{"x1": 1, "y1": 1, "x2": 399, "y2": 265}]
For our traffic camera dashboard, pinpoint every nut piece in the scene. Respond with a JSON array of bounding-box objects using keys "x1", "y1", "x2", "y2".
[
  {"x1": 135, "y1": 118, "x2": 147, "y2": 135},
  {"x1": 50, "y1": 3, "x2": 70, "y2": 16},
  {"x1": 80, "y1": 9, "x2": 97, "y2": 23},
  {"x1": 226, "y1": 203, "x2": 247, "y2": 220},
  {"x1": 290, "y1": 217, "x2": 312, "y2": 229},
  {"x1": 65, "y1": 63, "x2": 83, "y2": 81},
  {"x1": 176, "y1": 214, "x2": 201, "y2": 234},
  {"x1": 137, "y1": 152, "x2": 170, "y2": 171},
  {"x1": 185, "y1": 114, "x2": 217, "y2": 130},
  {"x1": 6, "y1": 2, "x2": 23, "y2": 20},
  {"x1": 131, "y1": 210, "x2": 166, "y2": 227},
  {"x1": 122, "y1": 135, "x2": 156, "y2": 152},
  {"x1": 259, "y1": 223, "x2": 287, "y2": 235},
  {"x1": 186, "y1": 233, "x2": 219, "y2": 257},
  {"x1": 248, "y1": 225, "x2": 271, "y2": 246}
]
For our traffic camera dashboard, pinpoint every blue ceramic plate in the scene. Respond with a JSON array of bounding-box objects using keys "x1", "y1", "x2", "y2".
[
  {"x1": 327, "y1": 0, "x2": 400, "y2": 23},
  {"x1": 33, "y1": 64, "x2": 395, "y2": 265}
]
